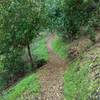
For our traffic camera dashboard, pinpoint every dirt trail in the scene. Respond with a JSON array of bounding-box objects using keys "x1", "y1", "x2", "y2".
[{"x1": 36, "y1": 34, "x2": 67, "y2": 100}]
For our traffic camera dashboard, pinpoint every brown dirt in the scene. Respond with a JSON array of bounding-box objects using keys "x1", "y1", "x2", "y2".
[{"x1": 36, "y1": 34, "x2": 67, "y2": 100}]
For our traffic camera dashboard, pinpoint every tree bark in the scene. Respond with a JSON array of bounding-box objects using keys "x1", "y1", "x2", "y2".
[{"x1": 27, "y1": 43, "x2": 34, "y2": 68}]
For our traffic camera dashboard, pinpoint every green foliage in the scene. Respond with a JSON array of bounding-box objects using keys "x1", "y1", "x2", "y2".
[
  {"x1": 0, "y1": 0, "x2": 99, "y2": 97},
  {"x1": 0, "y1": 74, "x2": 40, "y2": 100},
  {"x1": 0, "y1": 0, "x2": 45, "y2": 56},
  {"x1": 0, "y1": 0, "x2": 44, "y2": 91},
  {"x1": 44, "y1": 0, "x2": 64, "y2": 31},
  {"x1": 52, "y1": 36, "x2": 69, "y2": 59},
  {"x1": 0, "y1": 49, "x2": 27, "y2": 92},
  {"x1": 0, "y1": 0, "x2": 43, "y2": 49},
  {"x1": 64, "y1": 46, "x2": 100, "y2": 100},
  {"x1": 0, "y1": 56, "x2": 4, "y2": 73},
  {"x1": 63, "y1": 0, "x2": 99, "y2": 41},
  {"x1": 64, "y1": 59, "x2": 91, "y2": 100},
  {"x1": 31, "y1": 35, "x2": 49, "y2": 61},
  {"x1": 3, "y1": 49, "x2": 25, "y2": 75},
  {"x1": 43, "y1": 0, "x2": 99, "y2": 41}
]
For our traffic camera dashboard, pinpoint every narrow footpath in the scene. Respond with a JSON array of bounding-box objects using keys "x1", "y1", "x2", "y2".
[{"x1": 36, "y1": 34, "x2": 67, "y2": 100}]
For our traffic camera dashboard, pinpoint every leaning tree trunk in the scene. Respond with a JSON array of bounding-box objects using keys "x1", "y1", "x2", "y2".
[{"x1": 27, "y1": 43, "x2": 34, "y2": 68}]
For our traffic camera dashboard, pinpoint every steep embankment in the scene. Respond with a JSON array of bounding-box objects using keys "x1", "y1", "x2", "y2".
[
  {"x1": 0, "y1": 74, "x2": 40, "y2": 100},
  {"x1": 64, "y1": 43, "x2": 100, "y2": 99},
  {"x1": 64, "y1": 33, "x2": 100, "y2": 100}
]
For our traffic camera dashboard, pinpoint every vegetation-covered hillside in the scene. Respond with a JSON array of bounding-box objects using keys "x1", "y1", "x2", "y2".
[
  {"x1": 64, "y1": 33, "x2": 100, "y2": 100},
  {"x1": 0, "y1": 74, "x2": 40, "y2": 100},
  {"x1": 0, "y1": 0, "x2": 100, "y2": 100}
]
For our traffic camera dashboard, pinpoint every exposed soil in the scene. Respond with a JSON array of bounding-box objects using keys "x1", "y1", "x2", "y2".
[{"x1": 36, "y1": 34, "x2": 67, "y2": 100}]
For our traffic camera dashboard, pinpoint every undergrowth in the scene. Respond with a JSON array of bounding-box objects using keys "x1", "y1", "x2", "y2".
[
  {"x1": 31, "y1": 36, "x2": 49, "y2": 61},
  {"x1": 64, "y1": 58, "x2": 91, "y2": 100},
  {"x1": 0, "y1": 74, "x2": 40, "y2": 100},
  {"x1": 64, "y1": 45, "x2": 100, "y2": 100},
  {"x1": 52, "y1": 36, "x2": 69, "y2": 59}
]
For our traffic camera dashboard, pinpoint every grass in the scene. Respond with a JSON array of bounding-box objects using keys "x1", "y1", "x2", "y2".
[
  {"x1": 64, "y1": 45, "x2": 100, "y2": 100},
  {"x1": 0, "y1": 74, "x2": 40, "y2": 100},
  {"x1": 52, "y1": 36, "x2": 69, "y2": 59},
  {"x1": 64, "y1": 59, "x2": 91, "y2": 100},
  {"x1": 31, "y1": 36, "x2": 49, "y2": 61}
]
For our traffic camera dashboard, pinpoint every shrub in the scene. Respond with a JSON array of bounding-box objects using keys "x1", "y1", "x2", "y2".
[{"x1": 63, "y1": 0, "x2": 99, "y2": 41}]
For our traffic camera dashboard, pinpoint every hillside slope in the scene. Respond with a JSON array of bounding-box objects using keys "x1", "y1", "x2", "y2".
[
  {"x1": 64, "y1": 37, "x2": 100, "y2": 99},
  {"x1": 0, "y1": 74, "x2": 40, "y2": 100},
  {"x1": 0, "y1": 33, "x2": 100, "y2": 100},
  {"x1": 51, "y1": 32, "x2": 100, "y2": 100}
]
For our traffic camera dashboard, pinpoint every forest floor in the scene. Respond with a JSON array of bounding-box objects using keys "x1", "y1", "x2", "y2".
[{"x1": 35, "y1": 34, "x2": 67, "y2": 100}]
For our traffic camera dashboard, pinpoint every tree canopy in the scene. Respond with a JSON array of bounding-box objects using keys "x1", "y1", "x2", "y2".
[
  {"x1": 0, "y1": 0, "x2": 45, "y2": 87},
  {"x1": 0, "y1": 0, "x2": 99, "y2": 92}
]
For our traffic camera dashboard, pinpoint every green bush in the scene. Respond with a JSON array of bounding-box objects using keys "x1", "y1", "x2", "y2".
[
  {"x1": 63, "y1": 0, "x2": 99, "y2": 41},
  {"x1": 0, "y1": 0, "x2": 44, "y2": 91},
  {"x1": 52, "y1": 36, "x2": 69, "y2": 59},
  {"x1": 31, "y1": 37, "x2": 49, "y2": 61}
]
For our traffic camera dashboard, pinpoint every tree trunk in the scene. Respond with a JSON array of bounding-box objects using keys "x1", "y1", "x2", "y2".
[{"x1": 27, "y1": 43, "x2": 34, "y2": 68}]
